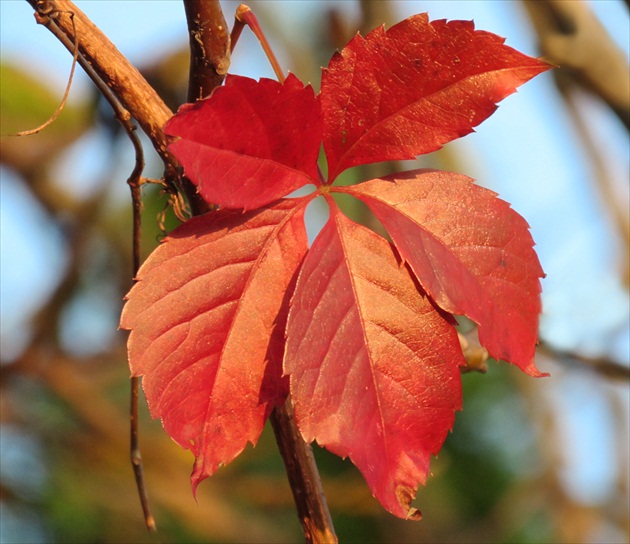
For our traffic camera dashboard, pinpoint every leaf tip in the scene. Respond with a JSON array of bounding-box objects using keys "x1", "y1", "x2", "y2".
[
  {"x1": 190, "y1": 448, "x2": 213, "y2": 500},
  {"x1": 396, "y1": 485, "x2": 422, "y2": 521},
  {"x1": 529, "y1": 365, "x2": 551, "y2": 379},
  {"x1": 508, "y1": 353, "x2": 550, "y2": 378},
  {"x1": 191, "y1": 477, "x2": 202, "y2": 501}
]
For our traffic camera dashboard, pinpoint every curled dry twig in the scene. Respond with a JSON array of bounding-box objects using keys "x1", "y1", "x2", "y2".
[{"x1": 15, "y1": 4, "x2": 79, "y2": 136}]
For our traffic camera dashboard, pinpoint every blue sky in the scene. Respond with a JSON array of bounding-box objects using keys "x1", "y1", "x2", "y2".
[
  {"x1": 1, "y1": 1, "x2": 629, "y2": 538},
  {"x1": 2, "y1": 0, "x2": 627, "y2": 359}
]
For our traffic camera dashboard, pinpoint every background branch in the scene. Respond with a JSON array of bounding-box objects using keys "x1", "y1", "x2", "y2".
[
  {"x1": 524, "y1": 0, "x2": 630, "y2": 130},
  {"x1": 539, "y1": 344, "x2": 630, "y2": 382}
]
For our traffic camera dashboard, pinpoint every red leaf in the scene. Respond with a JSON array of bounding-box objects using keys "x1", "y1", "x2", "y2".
[
  {"x1": 284, "y1": 206, "x2": 464, "y2": 519},
  {"x1": 321, "y1": 13, "x2": 551, "y2": 181},
  {"x1": 120, "y1": 199, "x2": 308, "y2": 491},
  {"x1": 165, "y1": 74, "x2": 322, "y2": 210},
  {"x1": 341, "y1": 170, "x2": 545, "y2": 376}
]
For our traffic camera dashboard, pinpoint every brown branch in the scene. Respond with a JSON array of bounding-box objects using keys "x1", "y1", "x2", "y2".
[
  {"x1": 184, "y1": 0, "x2": 231, "y2": 102},
  {"x1": 24, "y1": 0, "x2": 203, "y2": 212}
]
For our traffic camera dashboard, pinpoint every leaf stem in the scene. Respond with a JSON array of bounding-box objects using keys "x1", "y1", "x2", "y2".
[
  {"x1": 229, "y1": 11, "x2": 246, "y2": 54},
  {"x1": 235, "y1": 4, "x2": 286, "y2": 83}
]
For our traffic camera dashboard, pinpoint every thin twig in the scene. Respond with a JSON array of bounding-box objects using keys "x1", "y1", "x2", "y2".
[
  {"x1": 124, "y1": 125, "x2": 157, "y2": 533},
  {"x1": 16, "y1": 8, "x2": 79, "y2": 136},
  {"x1": 26, "y1": 0, "x2": 157, "y2": 531}
]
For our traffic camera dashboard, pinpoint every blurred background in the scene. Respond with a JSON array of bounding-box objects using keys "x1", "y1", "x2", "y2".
[{"x1": 1, "y1": 1, "x2": 628, "y2": 542}]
